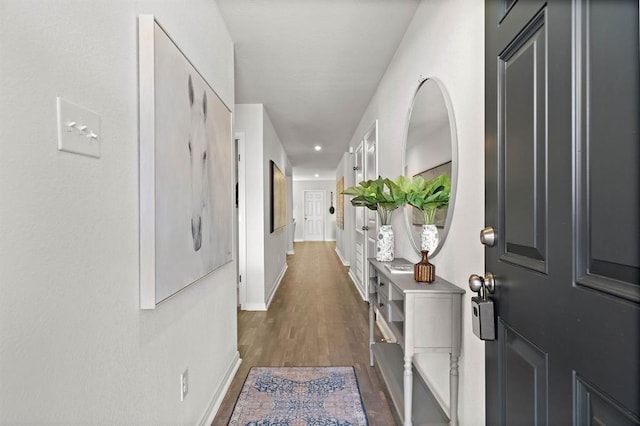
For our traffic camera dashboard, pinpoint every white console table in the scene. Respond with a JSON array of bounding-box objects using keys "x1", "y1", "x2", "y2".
[{"x1": 368, "y1": 258, "x2": 464, "y2": 426}]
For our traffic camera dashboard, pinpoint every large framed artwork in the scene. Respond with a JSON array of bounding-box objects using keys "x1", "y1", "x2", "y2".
[
  {"x1": 139, "y1": 15, "x2": 233, "y2": 309},
  {"x1": 336, "y1": 177, "x2": 344, "y2": 230},
  {"x1": 270, "y1": 160, "x2": 287, "y2": 233},
  {"x1": 412, "y1": 161, "x2": 452, "y2": 227}
]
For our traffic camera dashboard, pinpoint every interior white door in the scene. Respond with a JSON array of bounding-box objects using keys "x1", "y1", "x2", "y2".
[
  {"x1": 353, "y1": 142, "x2": 365, "y2": 296},
  {"x1": 363, "y1": 122, "x2": 378, "y2": 283},
  {"x1": 303, "y1": 190, "x2": 324, "y2": 241},
  {"x1": 350, "y1": 121, "x2": 378, "y2": 302}
]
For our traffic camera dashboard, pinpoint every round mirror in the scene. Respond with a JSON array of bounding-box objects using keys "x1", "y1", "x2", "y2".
[{"x1": 402, "y1": 78, "x2": 458, "y2": 258}]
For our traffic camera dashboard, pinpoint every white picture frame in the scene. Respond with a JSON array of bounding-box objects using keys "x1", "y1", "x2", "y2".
[{"x1": 138, "y1": 15, "x2": 233, "y2": 309}]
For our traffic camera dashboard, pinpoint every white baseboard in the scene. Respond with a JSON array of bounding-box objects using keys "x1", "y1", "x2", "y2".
[
  {"x1": 347, "y1": 271, "x2": 367, "y2": 302},
  {"x1": 198, "y1": 351, "x2": 242, "y2": 426},
  {"x1": 242, "y1": 302, "x2": 267, "y2": 311},
  {"x1": 294, "y1": 238, "x2": 336, "y2": 242},
  {"x1": 241, "y1": 262, "x2": 288, "y2": 311},
  {"x1": 287, "y1": 249, "x2": 295, "y2": 255},
  {"x1": 265, "y1": 263, "x2": 288, "y2": 309},
  {"x1": 334, "y1": 247, "x2": 350, "y2": 266}
]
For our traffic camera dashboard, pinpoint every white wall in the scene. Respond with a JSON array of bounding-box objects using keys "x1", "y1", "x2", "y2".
[
  {"x1": 0, "y1": 1, "x2": 238, "y2": 424},
  {"x1": 262, "y1": 109, "x2": 290, "y2": 302},
  {"x1": 292, "y1": 179, "x2": 337, "y2": 242},
  {"x1": 235, "y1": 104, "x2": 266, "y2": 309},
  {"x1": 343, "y1": 0, "x2": 485, "y2": 423},
  {"x1": 234, "y1": 104, "x2": 291, "y2": 310}
]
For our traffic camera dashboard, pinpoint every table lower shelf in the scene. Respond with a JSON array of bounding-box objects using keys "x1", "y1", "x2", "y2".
[{"x1": 372, "y1": 342, "x2": 449, "y2": 425}]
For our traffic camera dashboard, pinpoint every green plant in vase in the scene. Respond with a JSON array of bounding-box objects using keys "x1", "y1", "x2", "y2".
[
  {"x1": 341, "y1": 177, "x2": 405, "y2": 225},
  {"x1": 342, "y1": 177, "x2": 406, "y2": 261},
  {"x1": 402, "y1": 174, "x2": 451, "y2": 254}
]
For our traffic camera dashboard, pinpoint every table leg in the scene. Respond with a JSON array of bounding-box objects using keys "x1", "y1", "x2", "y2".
[
  {"x1": 404, "y1": 354, "x2": 413, "y2": 426},
  {"x1": 450, "y1": 354, "x2": 459, "y2": 426},
  {"x1": 369, "y1": 302, "x2": 375, "y2": 366}
]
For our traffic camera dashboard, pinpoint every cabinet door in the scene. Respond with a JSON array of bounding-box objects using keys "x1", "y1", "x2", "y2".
[{"x1": 413, "y1": 295, "x2": 452, "y2": 350}]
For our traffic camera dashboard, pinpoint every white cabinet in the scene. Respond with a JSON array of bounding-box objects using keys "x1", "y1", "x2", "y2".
[{"x1": 368, "y1": 259, "x2": 464, "y2": 426}]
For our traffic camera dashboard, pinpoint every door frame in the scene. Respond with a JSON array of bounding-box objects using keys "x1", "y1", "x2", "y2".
[
  {"x1": 302, "y1": 189, "x2": 325, "y2": 241},
  {"x1": 235, "y1": 132, "x2": 247, "y2": 309},
  {"x1": 349, "y1": 140, "x2": 366, "y2": 298},
  {"x1": 363, "y1": 120, "x2": 378, "y2": 299},
  {"x1": 347, "y1": 120, "x2": 378, "y2": 302}
]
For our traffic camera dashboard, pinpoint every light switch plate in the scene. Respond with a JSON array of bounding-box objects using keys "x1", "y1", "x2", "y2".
[
  {"x1": 180, "y1": 369, "x2": 189, "y2": 401},
  {"x1": 57, "y1": 97, "x2": 101, "y2": 158}
]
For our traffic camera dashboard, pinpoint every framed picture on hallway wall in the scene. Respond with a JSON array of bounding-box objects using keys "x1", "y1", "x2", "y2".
[
  {"x1": 270, "y1": 160, "x2": 287, "y2": 233},
  {"x1": 138, "y1": 15, "x2": 233, "y2": 309}
]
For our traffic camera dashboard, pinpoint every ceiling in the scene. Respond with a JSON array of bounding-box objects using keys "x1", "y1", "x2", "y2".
[{"x1": 216, "y1": 0, "x2": 419, "y2": 180}]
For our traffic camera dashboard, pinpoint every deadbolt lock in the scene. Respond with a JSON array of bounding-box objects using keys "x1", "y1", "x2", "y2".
[{"x1": 480, "y1": 226, "x2": 497, "y2": 247}]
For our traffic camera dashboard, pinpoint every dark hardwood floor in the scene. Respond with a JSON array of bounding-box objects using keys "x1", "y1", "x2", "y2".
[{"x1": 212, "y1": 241, "x2": 395, "y2": 425}]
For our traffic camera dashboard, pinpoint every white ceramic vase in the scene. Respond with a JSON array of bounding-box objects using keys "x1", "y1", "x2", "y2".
[
  {"x1": 376, "y1": 225, "x2": 395, "y2": 262},
  {"x1": 421, "y1": 224, "x2": 439, "y2": 253}
]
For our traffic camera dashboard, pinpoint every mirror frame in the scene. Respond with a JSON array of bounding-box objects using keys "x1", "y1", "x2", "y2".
[{"x1": 401, "y1": 77, "x2": 459, "y2": 258}]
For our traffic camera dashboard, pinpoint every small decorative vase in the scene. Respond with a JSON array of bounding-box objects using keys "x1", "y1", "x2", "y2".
[
  {"x1": 414, "y1": 250, "x2": 435, "y2": 283},
  {"x1": 376, "y1": 225, "x2": 395, "y2": 262},
  {"x1": 421, "y1": 224, "x2": 439, "y2": 253}
]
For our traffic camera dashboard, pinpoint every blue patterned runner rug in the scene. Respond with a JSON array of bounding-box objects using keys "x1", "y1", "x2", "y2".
[{"x1": 228, "y1": 366, "x2": 369, "y2": 426}]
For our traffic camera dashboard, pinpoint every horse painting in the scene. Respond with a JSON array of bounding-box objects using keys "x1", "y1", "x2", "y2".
[
  {"x1": 187, "y1": 75, "x2": 209, "y2": 252},
  {"x1": 143, "y1": 17, "x2": 233, "y2": 306}
]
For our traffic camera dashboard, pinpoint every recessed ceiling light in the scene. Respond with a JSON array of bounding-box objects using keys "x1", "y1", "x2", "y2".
[
  {"x1": 314, "y1": 145, "x2": 322, "y2": 151},
  {"x1": 314, "y1": 173, "x2": 319, "y2": 177}
]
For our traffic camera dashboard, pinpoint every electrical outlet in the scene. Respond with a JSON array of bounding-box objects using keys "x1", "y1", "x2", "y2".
[{"x1": 180, "y1": 369, "x2": 189, "y2": 401}]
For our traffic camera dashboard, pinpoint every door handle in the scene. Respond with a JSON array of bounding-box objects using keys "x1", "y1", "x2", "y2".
[
  {"x1": 362, "y1": 226, "x2": 369, "y2": 231},
  {"x1": 480, "y1": 226, "x2": 497, "y2": 246},
  {"x1": 469, "y1": 273, "x2": 497, "y2": 341},
  {"x1": 469, "y1": 272, "x2": 496, "y2": 297}
]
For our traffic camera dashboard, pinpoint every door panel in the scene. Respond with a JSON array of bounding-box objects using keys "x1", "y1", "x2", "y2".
[
  {"x1": 354, "y1": 241, "x2": 363, "y2": 288},
  {"x1": 576, "y1": 376, "x2": 640, "y2": 426},
  {"x1": 574, "y1": 0, "x2": 640, "y2": 302},
  {"x1": 485, "y1": 1, "x2": 640, "y2": 424},
  {"x1": 499, "y1": 10, "x2": 547, "y2": 272},
  {"x1": 500, "y1": 321, "x2": 548, "y2": 426},
  {"x1": 364, "y1": 122, "x2": 378, "y2": 280},
  {"x1": 353, "y1": 142, "x2": 365, "y2": 296},
  {"x1": 354, "y1": 142, "x2": 365, "y2": 232}
]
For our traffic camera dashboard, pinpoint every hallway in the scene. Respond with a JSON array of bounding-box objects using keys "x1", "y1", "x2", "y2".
[{"x1": 213, "y1": 241, "x2": 395, "y2": 425}]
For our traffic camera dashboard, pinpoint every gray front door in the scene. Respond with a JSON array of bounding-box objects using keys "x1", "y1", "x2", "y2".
[{"x1": 485, "y1": 1, "x2": 639, "y2": 424}]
